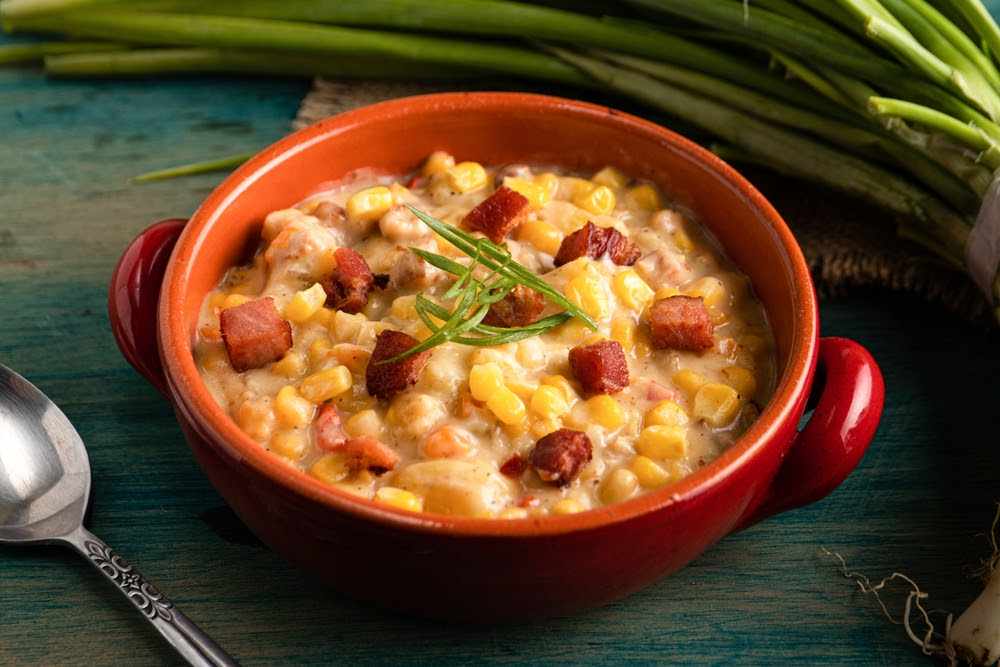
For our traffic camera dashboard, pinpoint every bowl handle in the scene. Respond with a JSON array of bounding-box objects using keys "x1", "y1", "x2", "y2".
[
  {"x1": 108, "y1": 219, "x2": 187, "y2": 399},
  {"x1": 731, "y1": 336, "x2": 884, "y2": 532}
]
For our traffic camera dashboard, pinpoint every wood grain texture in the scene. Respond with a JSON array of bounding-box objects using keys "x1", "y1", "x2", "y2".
[{"x1": 2, "y1": 34, "x2": 1000, "y2": 666}]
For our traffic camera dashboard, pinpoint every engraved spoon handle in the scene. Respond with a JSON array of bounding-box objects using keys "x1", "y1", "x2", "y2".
[{"x1": 62, "y1": 525, "x2": 238, "y2": 666}]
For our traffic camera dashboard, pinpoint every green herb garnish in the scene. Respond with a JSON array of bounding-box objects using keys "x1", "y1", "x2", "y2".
[{"x1": 382, "y1": 205, "x2": 597, "y2": 361}]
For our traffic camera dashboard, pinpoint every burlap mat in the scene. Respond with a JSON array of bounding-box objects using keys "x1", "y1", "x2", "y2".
[{"x1": 295, "y1": 79, "x2": 994, "y2": 328}]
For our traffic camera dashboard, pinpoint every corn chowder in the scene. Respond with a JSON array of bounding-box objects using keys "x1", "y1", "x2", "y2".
[{"x1": 194, "y1": 151, "x2": 775, "y2": 518}]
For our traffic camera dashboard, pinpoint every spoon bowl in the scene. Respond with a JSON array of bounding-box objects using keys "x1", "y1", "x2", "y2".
[{"x1": 0, "y1": 363, "x2": 235, "y2": 666}]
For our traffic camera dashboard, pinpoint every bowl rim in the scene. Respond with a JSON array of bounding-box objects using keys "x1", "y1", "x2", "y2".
[{"x1": 159, "y1": 91, "x2": 818, "y2": 538}]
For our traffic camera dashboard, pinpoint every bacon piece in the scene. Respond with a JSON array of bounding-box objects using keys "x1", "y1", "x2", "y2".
[
  {"x1": 315, "y1": 403, "x2": 348, "y2": 452},
  {"x1": 553, "y1": 221, "x2": 641, "y2": 267},
  {"x1": 499, "y1": 453, "x2": 527, "y2": 478},
  {"x1": 219, "y1": 297, "x2": 292, "y2": 372},
  {"x1": 463, "y1": 186, "x2": 530, "y2": 243},
  {"x1": 649, "y1": 295, "x2": 714, "y2": 351},
  {"x1": 365, "y1": 330, "x2": 431, "y2": 399},
  {"x1": 481, "y1": 284, "x2": 546, "y2": 328},
  {"x1": 321, "y1": 247, "x2": 376, "y2": 314},
  {"x1": 342, "y1": 435, "x2": 399, "y2": 474},
  {"x1": 529, "y1": 428, "x2": 592, "y2": 487},
  {"x1": 568, "y1": 339, "x2": 630, "y2": 395}
]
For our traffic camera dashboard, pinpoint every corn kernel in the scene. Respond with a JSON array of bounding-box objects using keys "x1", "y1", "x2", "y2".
[
  {"x1": 236, "y1": 397, "x2": 275, "y2": 442},
  {"x1": 331, "y1": 310, "x2": 367, "y2": 342},
  {"x1": 446, "y1": 161, "x2": 488, "y2": 192},
  {"x1": 469, "y1": 362, "x2": 504, "y2": 402},
  {"x1": 599, "y1": 469, "x2": 639, "y2": 505},
  {"x1": 375, "y1": 486, "x2": 424, "y2": 512},
  {"x1": 346, "y1": 185, "x2": 393, "y2": 224},
  {"x1": 630, "y1": 455, "x2": 672, "y2": 488},
  {"x1": 551, "y1": 499, "x2": 585, "y2": 515},
  {"x1": 330, "y1": 343, "x2": 371, "y2": 374},
  {"x1": 693, "y1": 382, "x2": 742, "y2": 428},
  {"x1": 308, "y1": 452, "x2": 350, "y2": 485},
  {"x1": 308, "y1": 337, "x2": 333, "y2": 365},
  {"x1": 270, "y1": 351, "x2": 307, "y2": 378},
  {"x1": 421, "y1": 150, "x2": 455, "y2": 176},
  {"x1": 684, "y1": 276, "x2": 727, "y2": 309},
  {"x1": 585, "y1": 395, "x2": 626, "y2": 431},
  {"x1": 274, "y1": 385, "x2": 315, "y2": 429},
  {"x1": 530, "y1": 417, "x2": 562, "y2": 439},
  {"x1": 612, "y1": 269, "x2": 655, "y2": 311},
  {"x1": 503, "y1": 176, "x2": 551, "y2": 208},
  {"x1": 391, "y1": 294, "x2": 418, "y2": 320},
  {"x1": 533, "y1": 172, "x2": 559, "y2": 198},
  {"x1": 565, "y1": 274, "x2": 610, "y2": 322},
  {"x1": 486, "y1": 387, "x2": 526, "y2": 425},
  {"x1": 553, "y1": 317, "x2": 593, "y2": 344},
  {"x1": 561, "y1": 176, "x2": 593, "y2": 200},
  {"x1": 573, "y1": 184, "x2": 616, "y2": 215},
  {"x1": 637, "y1": 425, "x2": 688, "y2": 459},
  {"x1": 269, "y1": 430, "x2": 307, "y2": 460},
  {"x1": 721, "y1": 366, "x2": 757, "y2": 398},
  {"x1": 514, "y1": 219, "x2": 562, "y2": 256},
  {"x1": 208, "y1": 292, "x2": 227, "y2": 311},
  {"x1": 672, "y1": 369, "x2": 709, "y2": 396},
  {"x1": 221, "y1": 293, "x2": 251, "y2": 311},
  {"x1": 541, "y1": 375, "x2": 578, "y2": 404},
  {"x1": 592, "y1": 166, "x2": 627, "y2": 189},
  {"x1": 628, "y1": 183, "x2": 663, "y2": 211},
  {"x1": 498, "y1": 507, "x2": 530, "y2": 519},
  {"x1": 505, "y1": 377, "x2": 538, "y2": 401},
  {"x1": 299, "y1": 365, "x2": 354, "y2": 404},
  {"x1": 645, "y1": 399, "x2": 689, "y2": 427},
  {"x1": 674, "y1": 229, "x2": 694, "y2": 251},
  {"x1": 284, "y1": 282, "x2": 327, "y2": 323},
  {"x1": 515, "y1": 337, "x2": 545, "y2": 369},
  {"x1": 610, "y1": 319, "x2": 636, "y2": 350},
  {"x1": 530, "y1": 384, "x2": 571, "y2": 420}
]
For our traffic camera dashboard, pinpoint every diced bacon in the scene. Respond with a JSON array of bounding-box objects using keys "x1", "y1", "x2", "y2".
[
  {"x1": 568, "y1": 339, "x2": 630, "y2": 395},
  {"x1": 341, "y1": 435, "x2": 399, "y2": 474},
  {"x1": 463, "y1": 186, "x2": 530, "y2": 243},
  {"x1": 365, "y1": 330, "x2": 431, "y2": 399},
  {"x1": 641, "y1": 378, "x2": 681, "y2": 403},
  {"x1": 315, "y1": 403, "x2": 348, "y2": 452},
  {"x1": 321, "y1": 247, "x2": 376, "y2": 314},
  {"x1": 649, "y1": 295, "x2": 714, "y2": 351},
  {"x1": 553, "y1": 221, "x2": 641, "y2": 267},
  {"x1": 481, "y1": 284, "x2": 546, "y2": 328},
  {"x1": 529, "y1": 428, "x2": 592, "y2": 487},
  {"x1": 499, "y1": 454, "x2": 527, "y2": 478},
  {"x1": 219, "y1": 297, "x2": 292, "y2": 372}
]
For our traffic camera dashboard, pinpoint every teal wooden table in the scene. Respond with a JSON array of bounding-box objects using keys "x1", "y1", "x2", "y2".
[{"x1": 3, "y1": 29, "x2": 1000, "y2": 667}]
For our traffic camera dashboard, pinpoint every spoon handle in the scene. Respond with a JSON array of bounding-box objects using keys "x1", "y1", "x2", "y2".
[{"x1": 62, "y1": 525, "x2": 238, "y2": 666}]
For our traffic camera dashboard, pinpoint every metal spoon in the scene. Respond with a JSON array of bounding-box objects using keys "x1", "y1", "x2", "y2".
[{"x1": 0, "y1": 363, "x2": 237, "y2": 666}]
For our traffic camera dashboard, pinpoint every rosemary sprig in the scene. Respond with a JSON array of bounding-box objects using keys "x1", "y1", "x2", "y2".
[{"x1": 382, "y1": 206, "x2": 596, "y2": 361}]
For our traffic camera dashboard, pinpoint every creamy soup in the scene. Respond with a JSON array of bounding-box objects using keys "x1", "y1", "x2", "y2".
[{"x1": 194, "y1": 151, "x2": 774, "y2": 518}]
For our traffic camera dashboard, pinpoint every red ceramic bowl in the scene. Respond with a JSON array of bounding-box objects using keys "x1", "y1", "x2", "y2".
[{"x1": 109, "y1": 92, "x2": 883, "y2": 622}]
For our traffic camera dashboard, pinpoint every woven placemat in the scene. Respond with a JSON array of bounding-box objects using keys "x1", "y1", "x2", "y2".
[{"x1": 295, "y1": 78, "x2": 994, "y2": 328}]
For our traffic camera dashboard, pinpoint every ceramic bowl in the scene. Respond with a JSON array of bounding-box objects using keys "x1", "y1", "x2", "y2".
[{"x1": 108, "y1": 92, "x2": 883, "y2": 622}]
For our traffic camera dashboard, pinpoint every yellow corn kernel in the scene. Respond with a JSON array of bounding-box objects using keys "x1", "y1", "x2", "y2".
[
  {"x1": 561, "y1": 176, "x2": 593, "y2": 200},
  {"x1": 208, "y1": 293, "x2": 227, "y2": 311},
  {"x1": 672, "y1": 369, "x2": 709, "y2": 396},
  {"x1": 692, "y1": 382, "x2": 742, "y2": 428},
  {"x1": 592, "y1": 166, "x2": 627, "y2": 189},
  {"x1": 469, "y1": 362, "x2": 505, "y2": 402},
  {"x1": 346, "y1": 185, "x2": 393, "y2": 224},
  {"x1": 308, "y1": 452, "x2": 350, "y2": 485},
  {"x1": 284, "y1": 282, "x2": 327, "y2": 323},
  {"x1": 330, "y1": 343, "x2": 371, "y2": 375},
  {"x1": 585, "y1": 395, "x2": 626, "y2": 431},
  {"x1": 610, "y1": 319, "x2": 636, "y2": 350},
  {"x1": 331, "y1": 310, "x2": 367, "y2": 342},
  {"x1": 299, "y1": 365, "x2": 353, "y2": 404},
  {"x1": 343, "y1": 409, "x2": 384, "y2": 440},
  {"x1": 530, "y1": 384, "x2": 571, "y2": 420},
  {"x1": 270, "y1": 351, "x2": 307, "y2": 378},
  {"x1": 742, "y1": 333, "x2": 768, "y2": 354},
  {"x1": 514, "y1": 219, "x2": 562, "y2": 256},
  {"x1": 553, "y1": 317, "x2": 593, "y2": 345},
  {"x1": 375, "y1": 486, "x2": 424, "y2": 512},
  {"x1": 684, "y1": 276, "x2": 727, "y2": 309},
  {"x1": 551, "y1": 499, "x2": 585, "y2": 515},
  {"x1": 573, "y1": 184, "x2": 616, "y2": 215},
  {"x1": 503, "y1": 176, "x2": 551, "y2": 208},
  {"x1": 236, "y1": 397, "x2": 275, "y2": 442},
  {"x1": 645, "y1": 399, "x2": 689, "y2": 427},
  {"x1": 498, "y1": 507, "x2": 530, "y2": 519},
  {"x1": 515, "y1": 338, "x2": 545, "y2": 369},
  {"x1": 530, "y1": 417, "x2": 562, "y2": 439},
  {"x1": 612, "y1": 269, "x2": 655, "y2": 311},
  {"x1": 315, "y1": 248, "x2": 339, "y2": 280},
  {"x1": 269, "y1": 430, "x2": 307, "y2": 461},
  {"x1": 599, "y1": 469, "x2": 639, "y2": 505},
  {"x1": 199, "y1": 348, "x2": 230, "y2": 374},
  {"x1": 486, "y1": 387, "x2": 526, "y2": 425},
  {"x1": 446, "y1": 161, "x2": 488, "y2": 192},
  {"x1": 637, "y1": 425, "x2": 688, "y2": 459},
  {"x1": 220, "y1": 293, "x2": 251, "y2": 311},
  {"x1": 391, "y1": 294, "x2": 418, "y2": 320},
  {"x1": 421, "y1": 150, "x2": 455, "y2": 176},
  {"x1": 505, "y1": 377, "x2": 538, "y2": 402},
  {"x1": 628, "y1": 183, "x2": 663, "y2": 211},
  {"x1": 308, "y1": 337, "x2": 333, "y2": 365},
  {"x1": 389, "y1": 182, "x2": 410, "y2": 202},
  {"x1": 721, "y1": 366, "x2": 757, "y2": 398},
  {"x1": 274, "y1": 385, "x2": 315, "y2": 429},
  {"x1": 541, "y1": 375, "x2": 578, "y2": 404},
  {"x1": 630, "y1": 455, "x2": 672, "y2": 488},
  {"x1": 565, "y1": 275, "x2": 610, "y2": 322},
  {"x1": 673, "y1": 229, "x2": 695, "y2": 251}
]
